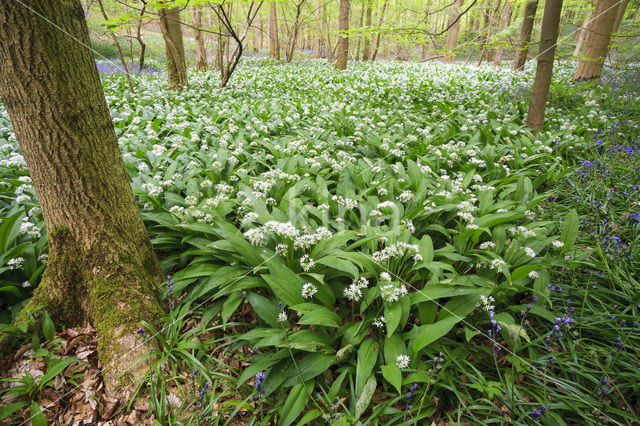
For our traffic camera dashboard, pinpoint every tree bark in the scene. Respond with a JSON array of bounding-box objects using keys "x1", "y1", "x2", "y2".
[
  {"x1": 371, "y1": 0, "x2": 388, "y2": 60},
  {"x1": 269, "y1": 2, "x2": 280, "y2": 60},
  {"x1": 512, "y1": 0, "x2": 538, "y2": 70},
  {"x1": 96, "y1": 0, "x2": 135, "y2": 92},
  {"x1": 314, "y1": 0, "x2": 324, "y2": 58},
  {"x1": 526, "y1": 0, "x2": 563, "y2": 133},
  {"x1": 158, "y1": 5, "x2": 187, "y2": 89},
  {"x1": 0, "y1": 0, "x2": 164, "y2": 393},
  {"x1": 493, "y1": 0, "x2": 511, "y2": 65},
  {"x1": 335, "y1": 0, "x2": 350, "y2": 69},
  {"x1": 574, "y1": 0, "x2": 620, "y2": 80},
  {"x1": 362, "y1": 0, "x2": 373, "y2": 60},
  {"x1": 191, "y1": 5, "x2": 207, "y2": 70},
  {"x1": 444, "y1": 0, "x2": 464, "y2": 64},
  {"x1": 612, "y1": 0, "x2": 629, "y2": 34},
  {"x1": 355, "y1": 0, "x2": 366, "y2": 60},
  {"x1": 135, "y1": 1, "x2": 147, "y2": 69},
  {"x1": 286, "y1": 0, "x2": 306, "y2": 63},
  {"x1": 572, "y1": 11, "x2": 591, "y2": 57}
]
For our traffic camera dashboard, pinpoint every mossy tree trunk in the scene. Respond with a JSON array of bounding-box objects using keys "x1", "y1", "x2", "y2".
[
  {"x1": 574, "y1": 0, "x2": 620, "y2": 81},
  {"x1": 526, "y1": 0, "x2": 563, "y2": 133},
  {"x1": 512, "y1": 0, "x2": 539, "y2": 70},
  {"x1": 158, "y1": 4, "x2": 187, "y2": 89},
  {"x1": 0, "y1": 0, "x2": 164, "y2": 394},
  {"x1": 335, "y1": 0, "x2": 350, "y2": 70}
]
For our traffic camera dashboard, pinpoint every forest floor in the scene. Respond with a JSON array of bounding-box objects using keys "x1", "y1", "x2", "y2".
[{"x1": 1, "y1": 59, "x2": 639, "y2": 425}]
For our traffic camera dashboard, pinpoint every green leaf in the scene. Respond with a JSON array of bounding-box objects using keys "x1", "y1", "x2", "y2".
[
  {"x1": 384, "y1": 302, "x2": 402, "y2": 337},
  {"x1": 41, "y1": 310, "x2": 55, "y2": 341},
  {"x1": 39, "y1": 357, "x2": 78, "y2": 391},
  {"x1": 381, "y1": 364, "x2": 402, "y2": 394},
  {"x1": 356, "y1": 338, "x2": 379, "y2": 396},
  {"x1": 30, "y1": 401, "x2": 46, "y2": 426},
  {"x1": 262, "y1": 258, "x2": 304, "y2": 306},
  {"x1": 0, "y1": 401, "x2": 27, "y2": 421},
  {"x1": 246, "y1": 292, "x2": 280, "y2": 327},
  {"x1": 221, "y1": 291, "x2": 244, "y2": 326},
  {"x1": 316, "y1": 255, "x2": 359, "y2": 278},
  {"x1": 281, "y1": 353, "x2": 335, "y2": 387},
  {"x1": 354, "y1": 375, "x2": 376, "y2": 420},
  {"x1": 560, "y1": 209, "x2": 579, "y2": 251},
  {"x1": 278, "y1": 381, "x2": 313, "y2": 426},
  {"x1": 292, "y1": 303, "x2": 341, "y2": 327}
]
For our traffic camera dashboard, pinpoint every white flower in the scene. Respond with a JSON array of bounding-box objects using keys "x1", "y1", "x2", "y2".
[
  {"x1": 7, "y1": 257, "x2": 24, "y2": 270},
  {"x1": 524, "y1": 247, "x2": 536, "y2": 258},
  {"x1": 21, "y1": 281, "x2": 31, "y2": 288},
  {"x1": 528, "y1": 270, "x2": 540, "y2": 279},
  {"x1": 552, "y1": 241, "x2": 565, "y2": 248},
  {"x1": 479, "y1": 241, "x2": 496, "y2": 250},
  {"x1": 379, "y1": 272, "x2": 392, "y2": 282},
  {"x1": 373, "y1": 316, "x2": 386, "y2": 327},
  {"x1": 275, "y1": 244, "x2": 288, "y2": 255},
  {"x1": 479, "y1": 295, "x2": 495, "y2": 311},
  {"x1": 301, "y1": 283, "x2": 318, "y2": 299},
  {"x1": 396, "y1": 354, "x2": 410, "y2": 369},
  {"x1": 300, "y1": 254, "x2": 315, "y2": 272},
  {"x1": 278, "y1": 311, "x2": 288, "y2": 322},
  {"x1": 489, "y1": 258, "x2": 507, "y2": 274}
]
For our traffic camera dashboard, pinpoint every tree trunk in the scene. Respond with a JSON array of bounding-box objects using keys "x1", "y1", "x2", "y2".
[
  {"x1": 612, "y1": 0, "x2": 629, "y2": 34},
  {"x1": 355, "y1": 0, "x2": 366, "y2": 60},
  {"x1": 512, "y1": 0, "x2": 539, "y2": 70},
  {"x1": 96, "y1": 0, "x2": 135, "y2": 92},
  {"x1": 572, "y1": 11, "x2": 591, "y2": 57},
  {"x1": 444, "y1": 0, "x2": 464, "y2": 64},
  {"x1": 526, "y1": 0, "x2": 563, "y2": 133},
  {"x1": 315, "y1": 0, "x2": 324, "y2": 58},
  {"x1": 574, "y1": 0, "x2": 620, "y2": 80},
  {"x1": 485, "y1": 0, "x2": 503, "y2": 62},
  {"x1": 0, "y1": 0, "x2": 164, "y2": 393},
  {"x1": 335, "y1": 0, "x2": 350, "y2": 70},
  {"x1": 191, "y1": 5, "x2": 208, "y2": 70},
  {"x1": 371, "y1": 0, "x2": 389, "y2": 60},
  {"x1": 269, "y1": 2, "x2": 280, "y2": 60},
  {"x1": 158, "y1": 5, "x2": 187, "y2": 89},
  {"x1": 493, "y1": 0, "x2": 511, "y2": 65},
  {"x1": 135, "y1": 1, "x2": 147, "y2": 69},
  {"x1": 286, "y1": 1, "x2": 305, "y2": 63},
  {"x1": 362, "y1": 0, "x2": 373, "y2": 60}
]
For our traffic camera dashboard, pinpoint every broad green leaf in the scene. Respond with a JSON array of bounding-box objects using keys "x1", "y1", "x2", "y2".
[
  {"x1": 355, "y1": 375, "x2": 376, "y2": 420},
  {"x1": 560, "y1": 209, "x2": 579, "y2": 251},
  {"x1": 356, "y1": 338, "x2": 379, "y2": 396},
  {"x1": 41, "y1": 310, "x2": 55, "y2": 341},
  {"x1": 278, "y1": 381, "x2": 313, "y2": 426},
  {"x1": 381, "y1": 364, "x2": 402, "y2": 394}
]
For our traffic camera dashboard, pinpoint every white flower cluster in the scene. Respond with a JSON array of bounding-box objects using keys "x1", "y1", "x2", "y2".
[
  {"x1": 372, "y1": 242, "x2": 422, "y2": 264},
  {"x1": 344, "y1": 277, "x2": 369, "y2": 301}
]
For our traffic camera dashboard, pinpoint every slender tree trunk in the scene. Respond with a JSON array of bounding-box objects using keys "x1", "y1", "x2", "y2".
[
  {"x1": 527, "y1": 0, "x2": 563, "y2": 133},
  {"x1": 362, "y1": 0, "x2": 373, "y2": 60},
  {"x1": 135, "y1": 2, "x2": 147, "y2": 68},
  {"x1": 512, "y1": 0, "x2": 538, "y2": 70},
  {"x1": 612, "y1": 0, "x2": 629, "y2": 34},
  {"x1": 444, "y1": 0, "x2": 464, "y2": 63},
  {"x1": 493, "y1": 0, "x2": 511, "y2": 65},
  {"x1": 191, "y1": 5, "x2": 208, "y2": 70},
  {"x1": 254, "y1": 18, "x2": 260, "y2": 53},
  {"x1": 0, "y1": 0, "x2": 164, "y2": 392},
  {"x1": 96, "y1": 0, "x2": 135, "y2": 93},
  {"x1": 355, "y1": 0, "x2": 366, "y2": 60},
  {"x1": 269, "y1": 2, "x2": 280, "y2": 60},
  {"x1": 158, "y1": 5, "x2": 187, "y2": 89},
  {"x1": 315, "y1": 0, "x2": 324, "y2": 57},
  {"x1": 574, "y1": 0, "x2": 620, "y2": 80},
  {"x1": 335, "y1": 0, "x2": 350, "y2": 69},
  {"x1": 371, "y1": 0, "x2": 389, "y2": 60},
  {"x1": 286, "y1": 1, "x2": 305, "y2": 63},
  {"x1": 572, "y1": 11, "x2": 591, "y2": 57},
  {"x1": 485, "y1": 0, "x2": 503, "y2": 62}
]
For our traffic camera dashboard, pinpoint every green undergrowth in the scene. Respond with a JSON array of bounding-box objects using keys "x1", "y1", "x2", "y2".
[{"x1": 1, "y1": 59, "x2": 639, "y2": 424}]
